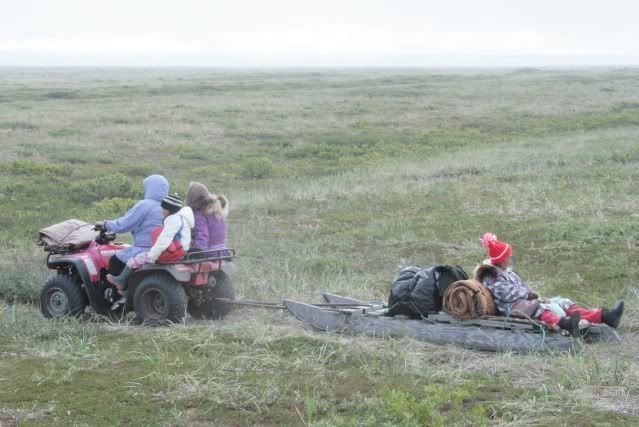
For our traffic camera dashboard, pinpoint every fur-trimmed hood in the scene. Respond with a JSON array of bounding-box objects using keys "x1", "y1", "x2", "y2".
[
  {"x1": 473, "y1": 262, "x2": 501, "y2": 284},
  {"x1": 186, "y1": 182, "x2": 229, "y2": 218}
]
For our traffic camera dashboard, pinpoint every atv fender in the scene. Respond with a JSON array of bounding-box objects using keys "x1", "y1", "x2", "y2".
[{"x1": 47, "y1": 256, "x2": 94, "y2": 290}]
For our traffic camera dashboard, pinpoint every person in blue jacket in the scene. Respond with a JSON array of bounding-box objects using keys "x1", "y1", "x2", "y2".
[{"x1": 95, "y1": 174, "x2": 169, "y2": 275}]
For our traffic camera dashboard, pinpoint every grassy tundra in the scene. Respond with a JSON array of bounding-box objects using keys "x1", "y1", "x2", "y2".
[{"x1": 1, "y1": 67, "x2": 638, "y2": 426}]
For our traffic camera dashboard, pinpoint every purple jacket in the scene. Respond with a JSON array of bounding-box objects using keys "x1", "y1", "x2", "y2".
[{"x1": 191, "y1": 211, "x2": 227, "y2": 252}]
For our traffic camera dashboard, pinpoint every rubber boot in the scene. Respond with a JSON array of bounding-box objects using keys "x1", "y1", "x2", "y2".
[
  {"x1": 601, "y1": 301, "x2": 624, "y2": 329},
  {"x1": 558, "y1": 312, "x2": 581, "y2": 337},
  {"x1": 106, "y1": 266, "x2": 132, "y2": 289}
]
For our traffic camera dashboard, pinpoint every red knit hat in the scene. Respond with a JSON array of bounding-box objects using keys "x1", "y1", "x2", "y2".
[{"x1": 481, "y1": 232, "x2": 512, "y2": 265}]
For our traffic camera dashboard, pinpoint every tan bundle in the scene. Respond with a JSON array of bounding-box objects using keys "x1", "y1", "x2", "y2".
[{"x1": 443, "y1": 279, "x2": 496, "y2": 320}]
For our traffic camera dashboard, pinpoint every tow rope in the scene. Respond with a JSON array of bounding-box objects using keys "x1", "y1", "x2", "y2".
[{"x1": 213, "y1": 298, "x2": 372, "y2": 310}]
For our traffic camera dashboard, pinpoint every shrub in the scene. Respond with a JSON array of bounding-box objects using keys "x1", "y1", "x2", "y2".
[
  {"x1": 48, "y1": 127, "x2": 82, "y2": 137},
  {"x1": 0, "y1": 270, "x2": 43, "y2": 303},
  {"x1": 0, "y1": 121, "x2": 38, "y2": 130},
  {"x1": 6, "y1": 160, "x2": 70, "y2": 177},
  {"x1": 120, "y1": 164, "x2": 157, "y2": 178},
  {"x1": 175, "y1": 143, "x2": 210, "y2": 160},
  {"x1": 44, "y1": 91, "x2": 78, "y2": 99},
  {"x1": 92, "y1": 197, "x2": 137, "y2": 218},
  {"x1": 70, "y1": 173, "x2": 137, "y2": 203},
  {"x1": 238, "y1": 158, "x2": 279, "y2": 179}
]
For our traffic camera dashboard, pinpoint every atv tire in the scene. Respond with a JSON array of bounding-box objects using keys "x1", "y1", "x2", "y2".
[
  {"x1": 187, "y1": 271, "x2": 235, "y2": 320},
  {"x1": 133, "y1": 274, "x2": 187, "y2": 325},
  {"x1": 40, "y1": 274, "x2": 87, "y2": 318}
]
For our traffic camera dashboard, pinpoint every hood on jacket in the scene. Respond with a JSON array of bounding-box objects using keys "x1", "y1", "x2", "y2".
[
  {"x1": 143, "y1": 175, "x2": 169, "y2": 202},
  {"x1": 177, "y1": 206, "x2": 195, "y2": 228},
  {"x1": 187, "y1": 181, "x2": 229, "y2": 218},
  {"x1": 473, "y1": 263, "x2": 500, "y2": 284}
]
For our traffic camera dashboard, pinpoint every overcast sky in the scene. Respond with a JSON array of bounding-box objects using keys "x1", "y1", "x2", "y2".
[{"x1": 2, "y1": 0, "x2": 638, "y2": 66}]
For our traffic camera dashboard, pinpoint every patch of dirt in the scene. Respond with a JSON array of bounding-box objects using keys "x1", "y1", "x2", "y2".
[{"x1": 0, "y1": 416, "x2": 16, "y2": 427}]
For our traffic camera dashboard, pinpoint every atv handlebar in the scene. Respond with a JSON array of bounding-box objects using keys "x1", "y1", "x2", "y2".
[{"x1": 96, "y1": 229, "x2": 117, "y2": 245}]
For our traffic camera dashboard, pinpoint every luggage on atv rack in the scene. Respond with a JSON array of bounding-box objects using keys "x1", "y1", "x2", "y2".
[{"x1": 38, "y1": 219, "x2": 100, "y2": 253}]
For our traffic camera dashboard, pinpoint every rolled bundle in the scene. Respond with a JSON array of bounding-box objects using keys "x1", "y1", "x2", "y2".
[{"x1": 443, "y1": 279, "x2": 496, "y2": 320}]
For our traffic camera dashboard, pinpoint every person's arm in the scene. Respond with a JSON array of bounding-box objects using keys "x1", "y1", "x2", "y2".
[
  {"x1": 510, "y1": 271, "x2": 537, "y2": 299},
  {"x1": 147, "y1": 215, "x2": 181, "y2": 263},
  {"x1": 104, "y1": 201, "x2": 145, "y2": 233},
  {"x1": 191, "y1": 213, "x2": 209, "y2": 251}
]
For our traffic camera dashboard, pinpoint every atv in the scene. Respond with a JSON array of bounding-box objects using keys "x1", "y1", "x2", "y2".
[{"x1": 40, "y1": 229, "x2": 236, "y2": 324}]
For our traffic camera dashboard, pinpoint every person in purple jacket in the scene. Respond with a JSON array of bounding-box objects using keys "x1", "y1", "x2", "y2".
[
  {"x1": 185, "y1": 181, "x2": 229, "y2": 257},
  {"x1": 95, "y1": 174, "x2": 169, "y2": 275}
]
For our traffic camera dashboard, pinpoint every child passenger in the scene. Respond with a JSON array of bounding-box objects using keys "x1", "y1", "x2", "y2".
[
  {"x1": 185, "y1": 182, "x2": 229, "y2": 257},
  {"x1": 475, "y1": 232, "x2": 624, "y2": 336},
  {"x1": 106, "y1": 193, "x2": 194, "y2": 295}
]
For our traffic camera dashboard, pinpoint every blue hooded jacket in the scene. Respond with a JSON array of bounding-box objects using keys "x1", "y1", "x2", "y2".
[{"x1": 105, "y1": 175, "x2": 169, "y2": 262}]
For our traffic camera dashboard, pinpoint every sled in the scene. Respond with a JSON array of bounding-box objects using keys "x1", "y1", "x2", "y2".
[{"x1": 283, "y1": 293, "x2": 621, "y2": 353}]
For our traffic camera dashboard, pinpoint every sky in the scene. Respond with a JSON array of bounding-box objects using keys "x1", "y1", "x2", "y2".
[{"x1": 1, "y1": 0, "x2": 638, "y2": 66}]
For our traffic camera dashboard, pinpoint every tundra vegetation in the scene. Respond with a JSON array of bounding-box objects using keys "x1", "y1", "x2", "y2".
[{"x1": 0, "y1": 67, "x2": 638, "y2": 426}]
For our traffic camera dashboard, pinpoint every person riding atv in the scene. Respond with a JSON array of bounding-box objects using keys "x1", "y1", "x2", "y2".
[
  {"x1": 94, "y1": 174, "x2": 169, "y2": 276},
  {"x1": 39, "y1": 221, "x2": 236, "y2": 324}
]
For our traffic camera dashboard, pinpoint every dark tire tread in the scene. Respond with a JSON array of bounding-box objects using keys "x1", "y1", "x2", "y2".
[
  {"x1": 133, "y1": 274, "x2": 187, "y2": 325},
  {"x1": 187, "y1": 272, "x2": 235, "y2": 320},
  {"x1": 39, "y1": 274, "x2": 87, "y2": 318}
]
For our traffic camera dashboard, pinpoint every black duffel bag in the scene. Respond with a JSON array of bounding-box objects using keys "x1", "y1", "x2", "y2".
[{"x1": 387, "y1": 265, "x2": 468, "y2": 319}]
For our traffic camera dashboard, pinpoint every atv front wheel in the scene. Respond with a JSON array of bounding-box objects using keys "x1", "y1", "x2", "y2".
[
  {"x1": 134, "y1": 274, "x2": 187, "y2": 325},
  {"x1": 40, "y1": 274, "x2": 87, "y2": 318},
  {"x1": 187, "y1": 271, "x2": 235, "y2": 320}
]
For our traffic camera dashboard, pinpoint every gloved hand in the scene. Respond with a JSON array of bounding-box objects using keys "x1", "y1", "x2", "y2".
[{"x1": 94, "y1": 221, "x2": 105, "y2": 231}]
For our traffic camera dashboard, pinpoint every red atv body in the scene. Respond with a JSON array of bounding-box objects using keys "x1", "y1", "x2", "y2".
[{"x1": 40, "y1": 231, "x2": 236, "y2": 324}]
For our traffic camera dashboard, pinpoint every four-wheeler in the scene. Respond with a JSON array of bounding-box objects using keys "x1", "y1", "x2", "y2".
[{"x1": 40, "y1": 229, "x2": 236, "y2": 324}]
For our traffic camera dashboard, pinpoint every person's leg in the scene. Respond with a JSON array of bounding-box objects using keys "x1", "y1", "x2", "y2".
[
  {"x1": 539, "y1": 309, "x2": 580, "y2": 336},
  {"x1": 106, "y1": 267, "x2": 133, "y2": 294},
  {"x1": 565, "y1": 304, "x2": 602, "y2": 323},
  {"x1": 109, "y1": 255, "x2": 126, "y2": 276},
  {"x1": 106, "y1": 253, "x2": 147, "y2": 295},
  {"x1": 538, "y1": 309, "x2": 561, "y2": 325},
  {"x1": 601, "y1": 301, "x2": 624, "y2": 328}
]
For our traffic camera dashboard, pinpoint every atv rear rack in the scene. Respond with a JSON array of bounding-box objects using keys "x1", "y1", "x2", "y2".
[{"x1": 157, "y1": 248, "x2": 236, "y2": 265}]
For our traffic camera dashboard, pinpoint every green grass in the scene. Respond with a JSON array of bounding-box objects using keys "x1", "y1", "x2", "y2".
[{"x1": 1, "y1": 67, "x2": 639, "y2": 425}]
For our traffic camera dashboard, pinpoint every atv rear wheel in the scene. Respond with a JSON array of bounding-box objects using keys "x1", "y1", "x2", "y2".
[
  {"x1": 134, "y1": 274, "x2": 187, "y2": 325},
  {"x1": 40, "y1": 274, "x2": 87, "y2": 318},
  {"x1": 187, "y1": 271, "x2": 235, "y2": 320}
]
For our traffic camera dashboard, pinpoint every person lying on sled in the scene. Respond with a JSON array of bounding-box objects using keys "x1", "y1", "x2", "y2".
[
  {"x1": 106, "y1": 193, "x2": 194, "y2": 296},
  {"x1": 475, "y1": 232, "x2": 624, "y2": 336}
]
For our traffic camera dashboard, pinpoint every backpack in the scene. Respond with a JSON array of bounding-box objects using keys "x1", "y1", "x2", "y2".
[
  {"x1": 150, "y1": 216, "x2": 186, "y2": 263},
  {"x1": 387, "y1": 265, "x2": 468, "y2": 318},
  {"x1": 433, "y1": 265, "x2": 469, "y2": 297}
]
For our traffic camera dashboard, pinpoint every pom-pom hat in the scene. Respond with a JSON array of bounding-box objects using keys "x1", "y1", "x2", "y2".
[
  {"x1": 161, "y1": 193, "x2": 183, "y2": 214},
  {"x1": 481, "y1": 232, "x2": 512, "y2": 265}
]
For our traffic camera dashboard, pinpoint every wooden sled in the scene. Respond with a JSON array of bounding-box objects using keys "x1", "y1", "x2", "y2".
[{"x1": 283, "y1": 293, "x2": 621, "y2": 353}]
